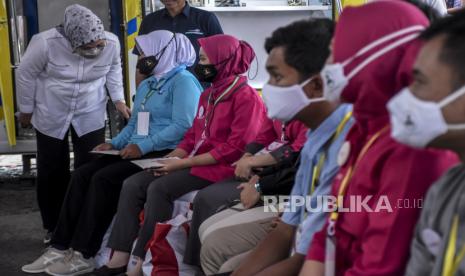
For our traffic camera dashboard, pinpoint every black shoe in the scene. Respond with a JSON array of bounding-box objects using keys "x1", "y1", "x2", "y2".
[{"x1": 85, "y1": 265, "x2": 127, "y2": 276}]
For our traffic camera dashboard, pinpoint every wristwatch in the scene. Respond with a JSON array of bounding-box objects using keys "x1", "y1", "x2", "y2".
[{"x1": 254, "y1": 182, "x2": 262, "y2": 195}]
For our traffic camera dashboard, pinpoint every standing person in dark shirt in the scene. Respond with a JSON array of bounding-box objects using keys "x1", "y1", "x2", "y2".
[{"x1": 135, "y1": 0, "x2": 223, "y2": 86}]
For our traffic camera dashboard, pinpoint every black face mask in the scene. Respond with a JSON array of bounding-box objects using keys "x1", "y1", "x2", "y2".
[
  {"x1": 136, "y1": 34, "x2": 177, "y2": 76},
  {"x1": 195, "y1": 64, "x2": 218, "y2": 83},
  {"x1": 136, "y1": 56, "x2": 158, "y2": 75}
]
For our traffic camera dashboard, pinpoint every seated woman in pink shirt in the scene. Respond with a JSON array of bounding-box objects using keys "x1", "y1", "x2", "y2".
[{"x1": 93, "y1": 34, "x2": 267, "y2": 276}]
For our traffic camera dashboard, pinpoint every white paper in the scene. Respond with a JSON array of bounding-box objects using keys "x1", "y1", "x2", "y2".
[
  {"x1": 90, "y1": 150, "x2": 121, "y2": 155},
  {"x1": 137, "y1": 112, "x2": 150, "y2": 136},
  {"x1": 131, "y1": 157, "x2": 180, "y2": 169}
]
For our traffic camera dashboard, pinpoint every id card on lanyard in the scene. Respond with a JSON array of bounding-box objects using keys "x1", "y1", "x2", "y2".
[
  {"x1": 189, "y1": 77, "x2": 241, "y2": 157},
  {"x1": 137, "y1": 90, "x2": 157, "y2": 136},
  {"x1": 137, "y1": 80, "x2": 166, "y2": 136},
  {"x1": 324, "y1": 125, "x2": 389, "y2": 276}
]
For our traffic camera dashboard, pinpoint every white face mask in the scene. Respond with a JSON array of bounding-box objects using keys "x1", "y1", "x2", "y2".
[
  {"x1": 262, "y1": 77, "x2": 325, "y2": 122},
  {"x1": 322, "y1": 25, "x2": 425, "y2": 103},
  {"x1": 388, "y1": 85, "x2": 465, "y2": 148},
  {"x1": 76, "y1": 46, "x2": 104, "y2": 59}
]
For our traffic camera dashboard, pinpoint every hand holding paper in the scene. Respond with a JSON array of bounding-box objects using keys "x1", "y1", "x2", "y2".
[
  {"x1": 93, "y1": 143, "x2": 113, "y2": 151},
  {"x1": 120, "y1": 144, "x2": 142, "y2": 159},
  {"x1": 152, "y1": 158, "x2": 190, "y2": 175},
  {"x1": 131, "y1": 157, "x2": 181, "y2": 170}
]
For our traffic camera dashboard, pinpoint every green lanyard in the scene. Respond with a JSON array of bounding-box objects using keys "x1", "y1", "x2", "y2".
[
  {"x1": 141, "y1": 89, "x2": 157, "y2": 111},
  {"x1": 140, "y1": 76, "x2": 172, "y2": 110}
]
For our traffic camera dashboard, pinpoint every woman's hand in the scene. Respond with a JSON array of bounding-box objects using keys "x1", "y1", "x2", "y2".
[
  {"x1": 115, "y1": 101, "x2": 131, "y2": 120},
  {"x1": 234, "y1": 156, "x2": 254, "y2": 180},
  {"x1": 164, "y1": 148, "x2": 188, "y2": 159},
  {"x1": 19, "y1": 113, "x2": 33, "y2": 128},
  {"x1": 120, "y1": 144, "x2": 142, "y2": 159},
  {"x1": 237, "y1": 175, "x2": 261, "y2": 209},
  {"x1": 93, "y1": 143, "x2": 113, "y2": 151},
  {"x1": 153, "y1": 158, "x2": 191, "y2": 176}
]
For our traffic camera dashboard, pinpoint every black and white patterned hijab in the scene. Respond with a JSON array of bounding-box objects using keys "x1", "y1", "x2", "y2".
[{"x1": 61, "y1": 4, "x2": 105, "y2": 49}]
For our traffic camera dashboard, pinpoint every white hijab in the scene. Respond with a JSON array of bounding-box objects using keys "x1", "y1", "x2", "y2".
[{"x1": 135, "y1": 30, "x2": 196, "y2": 78}]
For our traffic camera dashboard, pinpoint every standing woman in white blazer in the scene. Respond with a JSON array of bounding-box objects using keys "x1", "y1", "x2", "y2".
[{"x1": 15, "y1": 4, "x2": 130, "y2": 243}]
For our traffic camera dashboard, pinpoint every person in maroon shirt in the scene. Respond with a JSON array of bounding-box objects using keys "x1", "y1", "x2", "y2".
[
  {"x1": 94, "y1": 34, "x2": 266, "y2": 276},
  {"x1": 301, "y1": 2, "x2": 459, "y2": 276}
]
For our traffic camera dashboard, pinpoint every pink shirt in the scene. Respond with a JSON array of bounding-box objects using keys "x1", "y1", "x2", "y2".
[{"x1": 177, "y1": 76, "x2": 267, "y2": 183}]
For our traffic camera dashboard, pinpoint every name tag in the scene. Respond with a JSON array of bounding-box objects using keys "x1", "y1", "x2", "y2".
[
  {"x1": 186, "y1": 29, "x2": 204, "y2": 35},
  {"x1": 292, "y1": 224, "x2": 303, "y2": 255},
  {"x1": 325, "y1": 236, "x2": 336, "y2": 276},
  {"x1": 137, "y1": 112, "x2": 150, "y2": 136}
]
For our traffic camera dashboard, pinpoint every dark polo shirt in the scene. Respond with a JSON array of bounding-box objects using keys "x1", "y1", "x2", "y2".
[{"x1": 134, "y1": 3, "x2": 223, "y2": 64}]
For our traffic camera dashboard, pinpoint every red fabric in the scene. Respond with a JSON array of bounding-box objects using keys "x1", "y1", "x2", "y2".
[
  {"x1": 307, "y1": 2, "x2": 460, "y2": 276},
  {"x1": 283, "y1": 120, "x2": 308, "y2": 152},
  {"x1": 177, "y1": 35, "x2": 266, "y2": 183},
  {"x1": 147, "y1": 224, "x2": 180, "y2": 276},
  {"x1": 254, "y1": 119, "x2": 308, "y2": 152}
]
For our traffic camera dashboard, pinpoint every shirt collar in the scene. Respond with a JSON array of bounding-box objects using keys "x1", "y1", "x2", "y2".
[
  {"x1": 305, "y1": 104, "x2": 353, "y2": 158},
  {"x1": 163, "y1": 3, "x2": 190, "y2": 17},
  {"x1": 147, "y1": 65, "x2": 186, "y2": 90}
]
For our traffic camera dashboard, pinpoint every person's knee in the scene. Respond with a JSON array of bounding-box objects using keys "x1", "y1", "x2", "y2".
[
  {"x1": 193, "y1": 189, "x2": 211, "y2": 211},
  {"x1": 200, "y1": 240, "x2": 216, "y2": 273},
  {"x1": 146, "y1": 178, "x2": 171, "y2": 201},
  {"x1": 120, "y1": 175, "x2": 144, "y2": 199},
  {"x1": 200, "y1": 229, "x2": 230, "y2": 275},
  {"x1": 201, "y1": 229, "x2": 226, "y2": 260},
  {"x1": 89, "y1": 170, "x2": 105, "y2": 187},
  {"x1": 66, "y1": 165, "x2": 91, "y2": 191},
  {"x1": 71, "y1": 164, "x2": 88, "y2": 179}
]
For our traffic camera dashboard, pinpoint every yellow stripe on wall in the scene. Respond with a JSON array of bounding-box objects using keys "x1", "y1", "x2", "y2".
[
  {"x1": 122, "y1": 0, "x2": 142, "y2": 103},
  {"x1": 334, "y1": 0, "x2": 367, "y2": 20},
  {"x1": 0, "y1": 0, "x2": 16, "y2": 146}
]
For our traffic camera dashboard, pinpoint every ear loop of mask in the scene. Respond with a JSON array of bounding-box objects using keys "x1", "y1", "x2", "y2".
[
  {"x1": 174, "y1": 33, "x2": 178, "y2": 64},
  {"x1": 210, "y1": 46, "x2": 240, "y2": 76},
  {"x1": 302, "y1": 75, "x2": 326, "y2": 103},
  {"x1": 346, "y1": 32, "x2": 420, "y2": 80},
  {"x1": 438, "y1": 85, "x2": 465, "y2": 130},
  {"x1": 135, "y1": 39, "x2": 147, "y2": 57},
  {"x1": 155, "y1": 34, "x2": 176, "y2": 61},
  {"x1": 248, "y1": 55, "x2": 259, "y2": 80},
  {"x1": 340, "y1": 25, "x2": 425, "y2": 68}
]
